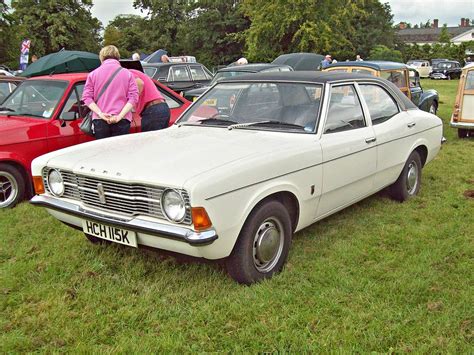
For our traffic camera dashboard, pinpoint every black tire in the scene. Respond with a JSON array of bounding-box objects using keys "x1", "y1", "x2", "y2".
[
  {"x1": 226, "y1": 200, "x2": 292, "y2": 285},
  {"x1": 85, "y1": 234, "x2": 111, "y2": 245},
  {"x1": 389, "y1": 151, "x2": 422, "y2": 202},
  {"x1": 0, "y1": 163, "x2": 25, "y2": 209},
  {"x1": 429, "y1": 102, "x2": 437, "y2": 115},
  {"x1": 458, "y1": 129, "x2": 468, "y2": 139}
]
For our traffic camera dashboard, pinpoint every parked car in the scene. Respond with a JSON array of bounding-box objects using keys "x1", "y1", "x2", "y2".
[
  {"x1": 30, "y1": 71, "x2": 443, "y2": 284},
  {"x1": 142, "y1": 62, "x2": 213, "y2": 94},
  {"x1": 451, "y1": 63, "x2": 474, "y2": 138},
  {"x1": 407, "y1": 60, "x2": 432, "y2": 78},
  {"x1": 324, "y1": 61, "x2": 439, "y2": 114},
  {"x1": 431, "y1": 58, "x2": 449, "y2": 67},
  {"x1": 429, "y1": 60, "x2": 462, "y2": 80},
  {"x1": 0, "y1": 76, "x2": 24, "y2": 104},
  {"x1": 183, "y1": 63, "x2": 293, "y2": 101},
  {"x1": 272, "y1": 52, "x2": 324, "y2": 71},
  {"x1": 0, "y1": 73, "x2": 190, "y2": 209}
]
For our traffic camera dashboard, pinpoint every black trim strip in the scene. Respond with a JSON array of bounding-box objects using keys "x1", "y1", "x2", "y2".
[{"x1": 206, "y1": 124, "x2": 441, "y2": 200}]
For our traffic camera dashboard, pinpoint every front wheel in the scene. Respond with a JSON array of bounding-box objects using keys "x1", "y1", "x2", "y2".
[
  {"x1": 0, "y1": 163, "x2": 25, "y2": 208},
  {"x1": 389, "y1": 151, "x2": 422, "y2": 202},
  {"x1": 226, "y1": 200, "x2": 292, "y2": 285}
]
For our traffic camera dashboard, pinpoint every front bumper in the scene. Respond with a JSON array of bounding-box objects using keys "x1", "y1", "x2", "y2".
[
  {"x1": 430, "y1": 72, "x2": 447, "y2": 79},
  {"x1": 450, "y1": 121, "x2": 474, "y2": 129},
  {"x1": 30, "y1": 195, "x2": 218, "y2": 246}
]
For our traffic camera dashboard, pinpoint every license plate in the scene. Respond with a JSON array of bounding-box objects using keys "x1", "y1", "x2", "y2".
[
  {"x1": 82, "y1": 220, "x2": 137, "y2": 247},
  {"x1": 203, "y1": 98, "x2": 217, "y2": 106}
]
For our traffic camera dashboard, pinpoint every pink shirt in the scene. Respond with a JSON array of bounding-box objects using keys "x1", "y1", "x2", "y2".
[
  {"x1": 130, "y1": 69, "x2": 164, "y2": 115},
  {"x1": 82, "y1": 59, "x2": 139, "y2": 121}
]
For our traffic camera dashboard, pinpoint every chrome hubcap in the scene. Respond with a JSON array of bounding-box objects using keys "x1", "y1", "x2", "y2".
[
  {"x1": 406, "y1": 162, "x2": 418, "y2": 195},
  {"x1": 0, "y1": 171, "x2": 18, "y2": 208},
  {"x1": 253, "y1": 218, "x2": 284, "y2": 273}
]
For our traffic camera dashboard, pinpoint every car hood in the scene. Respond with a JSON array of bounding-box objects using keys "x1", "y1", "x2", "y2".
[
  {"x1": 42, "y1": 125, "x2": 308, "y2": 188},
  {"x1": 0, "y1": 115, "x2": 46, "y2": 145}
]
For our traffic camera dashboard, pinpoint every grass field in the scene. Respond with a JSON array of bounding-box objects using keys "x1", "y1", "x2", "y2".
[{"x1": 1, "y1": 80, "x2": 473, "y2": 352}]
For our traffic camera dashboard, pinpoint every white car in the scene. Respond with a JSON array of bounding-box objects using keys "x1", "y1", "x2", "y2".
[
  {"x1": 407, "y1": 60, "x2": 432, "y2": 78},
  {"x1": 30, "y1": 72, "x2": 443, "y2": 284}
]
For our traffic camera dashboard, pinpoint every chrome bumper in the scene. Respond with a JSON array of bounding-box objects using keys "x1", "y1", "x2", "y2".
[
  {"x1": 30, "y1": 195, "x2": 218, "y2": 246},
  {"x1": 450, "y1": 121, "x2": 474, "y2": 129}
]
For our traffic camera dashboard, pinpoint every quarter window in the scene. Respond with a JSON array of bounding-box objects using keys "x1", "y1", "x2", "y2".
[
  {"x1": 324, "y1": 85, "x2": 365, "y2": 133},
  {"x1": 169, "y1": 66, "x2": 191, "y2": 81},
  {"x1": 359, "y1": 84, "x2": 399, "y2": 125},
  {"x1": 189, "y1": 66, "x2": 208, "y2": 80}
]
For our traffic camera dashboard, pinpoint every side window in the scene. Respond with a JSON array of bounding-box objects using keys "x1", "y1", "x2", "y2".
[
  {"x1": 352, "y1": 69, "x2": 375, "y2": 75},
  {"x1": 324, "y1": 85, "x2": 365, "y2": 134},
  {"x1": 465, "y1": 71, "x2": 474, "y2": 90},
  {"x1": 359, "y1": 84, "x2": 399, "y2": 125},
  {"x1": 189, "y1": 66, "x2": 208, "y2": 80},
  {"x1": 169, "y1": 66, "x2": 191, "y2": 82},
  {"x1": 59, "y1": 83, "x2": 87, "y2": 120},
  {"x1": 155, "y1": 85, "x2": 182, "y2": 109},
  {"x1": 0, "y1": 82, "x2": 10, "y2": 103}
]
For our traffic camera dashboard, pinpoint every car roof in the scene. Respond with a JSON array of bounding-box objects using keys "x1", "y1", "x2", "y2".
[
  {"x1": 435, "y1": 60, "x2": 460, "y2": 64},
  {"x1": 219, "y1": 71, "x2": 418, "y2": 110},
  {"x1": 142, "y1": 62, "x2": 206, "y2": 68},
  {"x1": 327, "y1": 60, "x2": 409, "y2": 71},
  {"x1": 27, "y1": 72, "x2": 89, "y2": 81},
  {"x1": 218, "y1": 64, "x2": 291, "y2": 73},
  {"x1": 463, "y1": 63, "x2": 474, "y2": 70}
]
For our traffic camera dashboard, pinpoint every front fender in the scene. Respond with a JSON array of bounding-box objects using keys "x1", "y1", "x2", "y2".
[
  {"x1": 0, "y1": 151, "x2": 30, "y2": 174},
  {"x1": 419, "y1": 89, "x2": 439, "y2": 112}
]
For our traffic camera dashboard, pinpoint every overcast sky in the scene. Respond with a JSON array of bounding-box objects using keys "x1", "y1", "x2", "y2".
[{"x1": 90, "y1": 0, "x2": 473, "y2": 27}]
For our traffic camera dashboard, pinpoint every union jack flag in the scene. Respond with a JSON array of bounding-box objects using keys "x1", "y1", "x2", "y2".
[{"x1": 21, "y1": 39, "x2": 31, "y2": 54}]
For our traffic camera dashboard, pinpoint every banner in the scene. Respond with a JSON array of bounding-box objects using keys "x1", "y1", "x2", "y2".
[{"x1": 19, "y1": 39, "x2": 31, "y2": 71}]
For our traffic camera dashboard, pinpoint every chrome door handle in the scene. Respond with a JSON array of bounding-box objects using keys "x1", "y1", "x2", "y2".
[
  {"x1": 365, "y1": 137, "x2": 376, "y2": 143},
  {"x1": 407, "y1": 122, "x2": 416, "y2": 128}
]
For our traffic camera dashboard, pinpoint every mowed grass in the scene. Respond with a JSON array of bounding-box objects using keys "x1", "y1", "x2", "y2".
[{"x1": 1, "y1": 80, "x2": 473, "y2": 352}]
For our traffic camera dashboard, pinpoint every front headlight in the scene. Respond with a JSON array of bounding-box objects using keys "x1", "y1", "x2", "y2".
[
  {"x1": 47, "y1": 169, "x2": 64, "y2": 197},
  {"x1": 161, "y1": 189, "x2": 186, "y2": 222}
]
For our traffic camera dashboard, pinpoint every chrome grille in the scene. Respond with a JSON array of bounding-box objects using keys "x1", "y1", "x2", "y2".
[{"x1": 42, "y1": 168, "x2": 192, "y2": 224}]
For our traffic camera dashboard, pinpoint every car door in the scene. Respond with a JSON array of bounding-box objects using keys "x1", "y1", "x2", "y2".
[
  {"x1": 358, "y1": 83, "x2": 411, "y2": 190},
  {"x1": 317, "y1": 83, "x2": 377, "y2": 218},
  {"x1": 167, "y1": 65, "x2": 193, "y2": 93},
  {"x1": 48, "y1": 82, "x2": 90, "y2": 149}
]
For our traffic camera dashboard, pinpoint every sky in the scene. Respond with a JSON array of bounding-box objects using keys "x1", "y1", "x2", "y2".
[{"x1": 90, "y1": 0, "x2": 474, "y2": 27}]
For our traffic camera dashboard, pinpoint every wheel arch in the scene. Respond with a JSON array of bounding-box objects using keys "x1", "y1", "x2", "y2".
[
  {"x1": 0, "y1": 159, "x2": 32, "y2": 196},
  {"x1": 413, "y1": 144, "x2": 428, "y2": 167}
]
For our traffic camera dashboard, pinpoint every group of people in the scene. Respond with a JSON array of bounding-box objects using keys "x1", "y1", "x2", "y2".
[
  {"x1": 321, "y1": 54, "x2": 364, "y2": 69},
  {"x1": 83, "y1": 45, "x2": 170, "y2": 140}
]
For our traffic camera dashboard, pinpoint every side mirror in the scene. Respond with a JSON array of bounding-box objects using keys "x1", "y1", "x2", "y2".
[{"x1": 60, "y1": 111, "x2": 76, "y2": 121}]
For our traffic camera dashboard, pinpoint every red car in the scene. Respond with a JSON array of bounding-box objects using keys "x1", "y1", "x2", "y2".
[{"x1": 0, "y1": 72, "x2": 190, "y2": 208}]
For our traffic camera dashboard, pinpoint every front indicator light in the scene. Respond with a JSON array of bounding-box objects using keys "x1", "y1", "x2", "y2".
[
  {"x1": 33, "y1": 176, "x2": 45, "y2": 194},
  {"x1": 192, "y1": 207, "x2": 212, "y2": 231}
]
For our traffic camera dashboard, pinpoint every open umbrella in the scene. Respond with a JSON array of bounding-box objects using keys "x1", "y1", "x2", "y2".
[
  {"x1": 20, "y1": 50, "x2": 100, "y2": 78},
  {"x1": 272, "y1": 52, "x2": 324, "y2": 71}
]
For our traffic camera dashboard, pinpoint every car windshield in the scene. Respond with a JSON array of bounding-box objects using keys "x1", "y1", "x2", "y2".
[
  {"x1": 210, "y1": 71, "x2": 251, "y2": 85},
  {"x1": 178, "y1": 81, "x2": 323, "y2": 133},
  {"x1": 0, "y1": 80, "x2": 67, "y2": 118},
  {"x1": 435, "y1": 62, "x2": 453, "y2": 69}
]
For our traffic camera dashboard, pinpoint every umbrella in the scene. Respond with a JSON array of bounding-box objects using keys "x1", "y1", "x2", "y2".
[
  {"x1": 20, "y1": 50, "x2": 100, "y2": 78},
  {"x1": 272, "y1": 52, "x2": 324, "y2": 71},
  {"x1": 143, "y1": 49, "x2": 168, "y2": 63}
]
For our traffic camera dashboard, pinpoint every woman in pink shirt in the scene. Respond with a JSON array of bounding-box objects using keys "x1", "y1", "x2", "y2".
[
  {"x1": 82, "y1": 45, "x2": 139, "y2": 139},
  {"x1": 130, "y1": 69, "x2": 171, "y2": 132}
]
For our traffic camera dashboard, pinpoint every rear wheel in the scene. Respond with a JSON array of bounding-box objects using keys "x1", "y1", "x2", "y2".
[
  {"x1": 226, "y1": 200, "x2": 292, "y2": 285},
  {"x1": 458, "y1": 129, "x2": 468, "y2": 139},
  {"x1": 0, "y1": 163, "x2": 25, "y2": 208},
  {"x1": 389, "y1": 151, "x2": 422, "y2": 202}
]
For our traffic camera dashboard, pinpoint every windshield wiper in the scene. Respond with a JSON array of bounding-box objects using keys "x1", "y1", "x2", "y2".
[
  {"x1": 181, "y1": 117, "x2": 238, "y2": 127},
  {"x1": 0, "y1": 107, "x2": 15, "y2": 112},
  {"x1": 6, "y1": 112, "x2": 43, "y2": 118},
  {"x1": 228, "y1": 120, "x2": 305, "y2": 130}
]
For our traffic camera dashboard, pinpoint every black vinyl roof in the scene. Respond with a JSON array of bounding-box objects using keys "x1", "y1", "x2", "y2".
[
  {"x1": 327, "y1": 60, "x2": 409, "y2": 71},
  {"x1": 220, "y1": 71, "x2": 417, "y2": 110}
]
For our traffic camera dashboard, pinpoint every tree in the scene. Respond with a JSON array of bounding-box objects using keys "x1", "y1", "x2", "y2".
[
  {"x1": 104, "y1": 15, "x2": 149, "y2": 59},
  {"x1": 10, "y1": 0, "x2": 102, "y2": 58},
  {"x1": 369, "y1": 45, "x2": 403, "y2": 62},
  {"x1": 438, "y1": 24, "x2": 451, "y2": 43}
]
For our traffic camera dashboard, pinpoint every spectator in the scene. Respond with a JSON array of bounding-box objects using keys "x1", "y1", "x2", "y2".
[
  {"x1": 465, "y1": 57, "x2": 472, "y2": 65},
  {"x1": 130, "y1": 69, "x2": 171, "y2": 132},
  {"x1": 82, "y1": 45, "x2": 139, "y2": 140},
  {"x1": 321, "y1": 55, "x2": 332, "y2": 69},
  {"x1": 356, "y1": 54, "x2": 364, "y2": 61},
  {"x1": 132, "y1": 52, "x2": 140, "y2": 61},
  {"x1": 236, "y1": 57, "x2": 248, "y2": 65},
  {"x1": 31, "y1": 55, "x2": 38, "y2": 63}
]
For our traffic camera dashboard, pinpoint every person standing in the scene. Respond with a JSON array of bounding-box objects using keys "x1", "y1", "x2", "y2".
[
  {"x1": 356, "y1": 54, "x2": 364, "y2": 61},
  {"x1": 321, "y1": 55, "x2": 332, "y2": 69},
  {"x1": 130, "y1": 69, "x2": 171, "y2": 131},
  {"x1": 82, "y1": 45, "x2": 139, "y2": 140},
  {"x1": 132, "y1": 52, "x2": 140, "y2": 61}
]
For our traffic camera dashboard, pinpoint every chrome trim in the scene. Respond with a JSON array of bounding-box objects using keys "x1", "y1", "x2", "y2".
[
  {"x1": 450, "y1": 121, "x2": 474, "y2": 129},
  {"x1": 30, "y1": 195, "x2": 217, "y2": 246}
]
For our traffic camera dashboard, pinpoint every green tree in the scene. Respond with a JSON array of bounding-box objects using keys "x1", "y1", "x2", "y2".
[
  {"x1": 369, "y1": 45, "x2": 403, "y2": 62},
  {"x1": 438, "y1": 24, "x2": 451, "y2": 43},
  {"x1": 104, "y1": 15, "x2": 148, "y2": 59},
  {"x1": 10, "y1": 0, "x2": 102, "y2": 58}
]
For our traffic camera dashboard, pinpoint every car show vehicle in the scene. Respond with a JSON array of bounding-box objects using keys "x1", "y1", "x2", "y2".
[
  {"x1": 30, "y1": 71, "x2": 443, "y2": 284},
  {"x1": 429, "y1": 60, "x2": 462, "y2": 80},
  {"x1": 324, "y1": 61, "x2": 439, "y2": 114},
  {"x1": 142, "y1": 62, "x2": 214, "y2": 94},
  {"x1": 451, "y1": 63, "x2": 474, "y2": 138},
  {"x1": 0, "y1": 73, "x2": 190, "y2": 209},
  {"x1": 183, "y1": 63, "x2": 293, "y2": 101},
  {"x1": 407, "y1": 60, "x2": 432, "y2": 78},
  {"x1": 0, "y1": 76, "x2": 24, "y2": 104}
]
